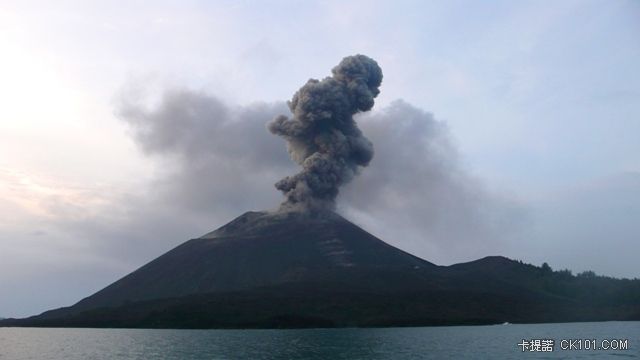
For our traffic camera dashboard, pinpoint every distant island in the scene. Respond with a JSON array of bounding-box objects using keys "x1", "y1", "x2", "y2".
[
  {"x1": 5, "y1": 55, "x2": 634, "y2": 329},
  {"x1": 2, "y1": 210, "x2": 639, "y2": 329}
]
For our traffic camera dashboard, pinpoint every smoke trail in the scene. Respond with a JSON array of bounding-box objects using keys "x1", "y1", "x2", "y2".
[{"x1": 268, "y1": 54, "x2": 383, "y2": 212}]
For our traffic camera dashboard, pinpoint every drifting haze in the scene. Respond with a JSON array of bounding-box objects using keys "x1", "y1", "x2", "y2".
[
  {"x1": 116, "y1": 88, "x2": 291, "y2": 217},
  {"x1": 115, "y1": 84, "x2": 517, "y2": 262}
]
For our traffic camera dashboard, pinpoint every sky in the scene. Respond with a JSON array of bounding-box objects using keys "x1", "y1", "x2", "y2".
[{"x1": 0, "y1": 0, "x2": 639, "y2": 318}]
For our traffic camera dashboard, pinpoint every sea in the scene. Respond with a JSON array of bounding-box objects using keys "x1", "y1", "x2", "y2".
[{"x1": 0, "y1": 322, "x2": 638, "y2": 359}]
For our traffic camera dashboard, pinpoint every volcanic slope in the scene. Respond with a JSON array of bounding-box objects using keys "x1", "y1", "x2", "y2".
[{"x1": 58, "y1": 211, "x2": 436, "y2": 314}]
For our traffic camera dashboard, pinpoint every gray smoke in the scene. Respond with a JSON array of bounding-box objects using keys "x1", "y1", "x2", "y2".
[
  {"x1": 341, "y1": 100, "x2": 525, "y2": 262},
  {"x1": 112, "y1": 84, "x2": 523, "y2": 265},
  {"x1": 268, "y1": 54, "x2": 383, "y2": 212},
  {"x1": 115, "y1": 88, "x2": 293, "y2": 219}
]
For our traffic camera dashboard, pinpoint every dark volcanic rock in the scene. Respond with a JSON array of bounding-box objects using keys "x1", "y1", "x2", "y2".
[{"x1": 47, "y1": 211, "x2": 434, "y2": 316}]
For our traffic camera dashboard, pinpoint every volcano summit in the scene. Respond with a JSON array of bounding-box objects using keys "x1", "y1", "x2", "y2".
[{"x1": 52, "y1": 210, "x2": 433, "y2": 314}]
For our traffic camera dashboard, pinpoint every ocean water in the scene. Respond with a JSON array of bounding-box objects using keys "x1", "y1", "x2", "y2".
[{"x1": 0, "y1": 322, "x2": 638, "y2": 359}]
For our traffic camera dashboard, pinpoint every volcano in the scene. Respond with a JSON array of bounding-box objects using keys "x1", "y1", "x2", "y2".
[
  {"x1": 3, "y1": 210, "x2": 639, "y2": 328},
  {"x1": 63, "y1": 210, "x2": 434, "y2": 313}
]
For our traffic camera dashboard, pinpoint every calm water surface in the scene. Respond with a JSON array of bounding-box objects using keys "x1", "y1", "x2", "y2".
[{"x1": 1, "y1": 322, "x2": 638, "y2": 359}]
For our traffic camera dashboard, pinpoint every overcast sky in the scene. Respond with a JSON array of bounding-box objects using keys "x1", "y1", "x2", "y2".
[{"x1": 1, "y1": 0, "x2": 639, "y2": 318}]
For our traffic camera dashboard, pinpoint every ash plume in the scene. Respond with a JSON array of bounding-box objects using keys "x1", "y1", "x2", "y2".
[{"x1": 268, "y1": 54, "x2": 383, "y2": 212}]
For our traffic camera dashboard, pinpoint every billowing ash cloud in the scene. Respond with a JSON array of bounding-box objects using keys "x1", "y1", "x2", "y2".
[
  {"x1": 113, "y1": 85, "x2": 523, "y2": 265},
  {"x1": 115, "y1": 89, "x2": 293, "y2": 219},
  {"x1": 268, "y1": 54, "x2": 383, "y2": 212}
]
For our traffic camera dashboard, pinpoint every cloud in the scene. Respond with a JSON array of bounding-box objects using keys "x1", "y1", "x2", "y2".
[
  {"x1": 340, "y1": 100, "x2": 524, "y2": 262},
  {"x1": 116, "y1": 88, "x2": 294, "y2": 219},
  {"x1": 115, "y1": 89, "x2": 521, "y2": 264}
]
